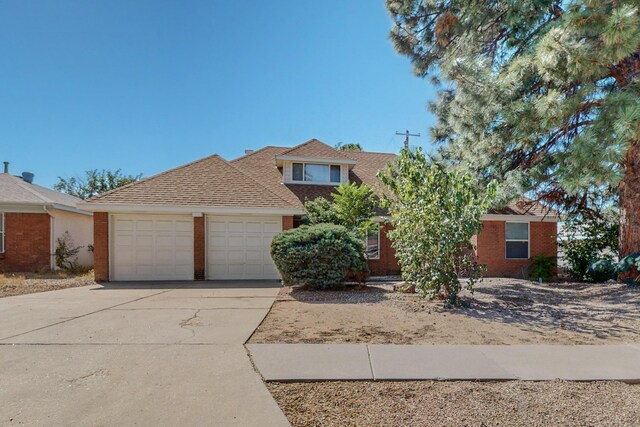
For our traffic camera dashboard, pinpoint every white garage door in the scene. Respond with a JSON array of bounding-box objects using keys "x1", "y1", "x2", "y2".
[
  {"x1": 207, "y1": 216, "x2": 281, "y2": 280},
  {"x1": 112, "y1": 214, "x2": 194, "y2": 281}
]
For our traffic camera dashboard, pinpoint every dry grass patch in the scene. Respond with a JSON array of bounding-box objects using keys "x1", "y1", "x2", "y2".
[
  {"x1": 0, "y1": 271, "x2": 96, "y2": 298},
  {"x1": 250, "y1": 278, "x2": 640, "y2": 345},
  {"x1": 268, "y1": 380, "x2": 640, "y2": 427}
]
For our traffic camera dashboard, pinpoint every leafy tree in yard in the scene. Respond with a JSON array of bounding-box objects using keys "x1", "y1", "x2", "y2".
[
  {"x1": 387, "y1": 1, "x2": 640, "y2": 268},
  {"x1": 335, "y1": 142, "x2": 363, "y2": 152},
  {"x1": 55, "y1": 169, "x2": 142, "y2": 200},
  {"x1": 379, "y1": 147, "x2": 497, "y2": 307},
  {"x1": 304, "y1": 182, "x2": 377, "y2": 238},
  {"x1": 559, "y1": 211, "x2": 619, "y2": 281}
]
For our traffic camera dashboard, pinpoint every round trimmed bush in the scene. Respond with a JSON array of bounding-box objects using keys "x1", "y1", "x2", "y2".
[
  {"x1": 270, "y1": 224, "x2": 369, "y2": 289},
  {"x1": 586, "y1": 258, "x2": 616, "y2": 283}
]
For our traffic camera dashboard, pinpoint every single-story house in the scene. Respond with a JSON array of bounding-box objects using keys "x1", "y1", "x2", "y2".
[
  {"x1": 80, "y1": 139, "x2": 558, "y2": 282},
  {"x1": 0, "y1": 165, "x2": 94, "y2": 272}
]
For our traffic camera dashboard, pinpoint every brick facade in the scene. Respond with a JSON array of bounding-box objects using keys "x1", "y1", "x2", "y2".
[
  {"x1": 0, "y1": 213, "x2": 51, "y2": 273},
  {"x1": 282, "y1": 216, "x2": 294, "y2": 231},
  {"x1": 194, "y1": 216, "x2": 205, "y2": 280},
  {"x1": 368, "y1": 223, "x2": 400, "y2": 276},
  {"x1": 476, "y1": 220, "x2": 557, "y2": 277},
  {"x1": 93, "y1": 212, "x2": 109, "y2": 282}
]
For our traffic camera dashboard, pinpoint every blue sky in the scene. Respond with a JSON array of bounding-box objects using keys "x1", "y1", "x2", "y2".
[{"x1": 1, "y1": 0, "x2": 436, "y2": 188}]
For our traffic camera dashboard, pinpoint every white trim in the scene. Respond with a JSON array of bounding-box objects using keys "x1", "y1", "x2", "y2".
[
  {"x1": 482, "y1": 214, "x2": 559, "y2": 222},
  {"x1": 276, "y1": 155, "x2": 356, "y2": 165},
  {"x1": 78, "y1": 203, "x2": 304, "y2": 216},
  {"x1": 505, "y1": 222, "x2": 530, "y2": 260},
  {"x1": 50, "y1": 203, "x2": 93, "y2": 216},
  {"x1": 289, "y1": 162, "x2": 343, "y2": 185},
  {"x1": 0, "y1": 204, "x2": 48, "y2": 213}
]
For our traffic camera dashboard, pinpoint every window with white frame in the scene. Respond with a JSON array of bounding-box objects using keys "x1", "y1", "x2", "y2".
[
  {"x1": 292, "y1": 163, "x2": 341, "y2": 183},
  {"x1": 505, "y1": 222, "x2": 529, "y2": 259},
  {"x1": 365, "y1": 224, "x2": 380, "y2": 260},
  {"x1": 0, "y1": 213, "x2": 4, "y2": 253}
]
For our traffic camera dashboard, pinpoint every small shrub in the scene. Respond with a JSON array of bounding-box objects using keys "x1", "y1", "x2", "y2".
[
  {"x1": 586, "y1": 258, "x2": 617, "y2": 283},
  {"x1": 529, "y1": 255, "x2": 556, "y2": 282},
  {"x1": 270, "y1": 224, "x2": 369, "y2": 290},
  {"x1": 54, "y1": 231, "x2": 83, "y2": 271},
  {"x1": 617, "y1": 253, "x2": 640, "y2": 286}
]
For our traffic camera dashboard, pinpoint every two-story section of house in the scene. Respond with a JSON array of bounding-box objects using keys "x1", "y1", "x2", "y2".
[{"x1": 81, "y1": 139, "x2": 558, "y2": 282}]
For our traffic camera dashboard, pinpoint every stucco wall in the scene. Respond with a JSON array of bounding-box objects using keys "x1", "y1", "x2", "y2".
[{"x1": 49, "y1": 208, "x2": 94, "y2": 268}]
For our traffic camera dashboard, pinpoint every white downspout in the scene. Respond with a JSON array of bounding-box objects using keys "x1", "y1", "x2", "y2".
[{"x1": 43, "y1": 205, "x2": 56, "y2": 271}]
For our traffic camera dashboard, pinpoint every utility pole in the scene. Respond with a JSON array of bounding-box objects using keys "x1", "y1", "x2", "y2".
[{"x1": 395, "y1": 130, "x2": 421, "y2": 148}]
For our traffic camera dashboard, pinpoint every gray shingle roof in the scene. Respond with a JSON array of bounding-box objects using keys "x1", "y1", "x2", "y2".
[{"x1": 0, "y1": 173, "x2": 82, "y2": 208}]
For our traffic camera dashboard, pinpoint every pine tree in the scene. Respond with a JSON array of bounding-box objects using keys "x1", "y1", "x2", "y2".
[{"x1": 386, "y1": 0, "x2": 640, "y2": 260}]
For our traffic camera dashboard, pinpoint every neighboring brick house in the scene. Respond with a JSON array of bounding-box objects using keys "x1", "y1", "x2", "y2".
[
  {"x1": 80, "y1": 139, "x2": 558, "y2": 282},
  {"x1": 0, "y1": 167, "x2": 94, "y2": 273}
]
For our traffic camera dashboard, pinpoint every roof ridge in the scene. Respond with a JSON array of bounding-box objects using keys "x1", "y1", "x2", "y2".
[
  {"x1": 230, "y1": 145, "x2": 289, "y2": 163},
  {"x1": 87, "y1": 153, "x2": 222, "y2": 202},
  {"x1": 9, "y1": 174, "x2": 53, "y2": 204},
  {"x1": 278, "y1": 138, "x2": 355, "y2": 160}
]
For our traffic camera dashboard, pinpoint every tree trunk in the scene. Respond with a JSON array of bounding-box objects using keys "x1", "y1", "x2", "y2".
[{"x1": 619, "y1": 141, "x2": 640, "y2": 280}]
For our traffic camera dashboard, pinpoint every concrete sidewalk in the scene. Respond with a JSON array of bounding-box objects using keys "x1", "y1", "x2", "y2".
[{"x1": 246, "y1": 343, "x2": 640, "y2": 383}]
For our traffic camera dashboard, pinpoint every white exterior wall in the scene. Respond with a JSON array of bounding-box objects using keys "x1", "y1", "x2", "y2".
[{"x1": 49, "y1": 208, "x2": 94, "y2": 268}]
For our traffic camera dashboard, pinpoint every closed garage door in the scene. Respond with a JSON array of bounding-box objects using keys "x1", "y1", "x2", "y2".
[
  {"x1": 207, "y1": 216, "x2": 281, "y2": 280},
  {"x1": 112, "y1": 214, "x2": 194, "y2": 281}
]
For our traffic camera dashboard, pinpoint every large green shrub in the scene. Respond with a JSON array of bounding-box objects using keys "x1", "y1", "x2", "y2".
[
  {"x1": 270, "y1": 224, "x2": 369, "y2": 289},
  {"x1": 379, "y1": 147, "x2": 497, "y2": 307},
  {"x1": 559, "y1": 213, "x2": 619, "y2": 282}
]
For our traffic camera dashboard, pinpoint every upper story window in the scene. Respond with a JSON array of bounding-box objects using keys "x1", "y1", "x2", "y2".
[
  {"x1": 505, "y1": 222, "x2": 529, "y2": 259},
  {"x1": 292, "y1": 163, "x2": 341, "y2": 183}
]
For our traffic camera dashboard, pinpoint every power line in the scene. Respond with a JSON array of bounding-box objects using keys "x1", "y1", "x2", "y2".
[{"x1": 395, "y1": 130, "x2": 421, "y2": 148}]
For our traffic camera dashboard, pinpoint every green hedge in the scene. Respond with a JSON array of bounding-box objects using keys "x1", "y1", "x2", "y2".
[{"x1": 270, "y1": 224, "x2": 369, "y2": 289}]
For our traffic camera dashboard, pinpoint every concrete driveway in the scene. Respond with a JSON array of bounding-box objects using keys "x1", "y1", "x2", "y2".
[{"x1": 0, "y1": 282, "x2": 289, "y2": 426}]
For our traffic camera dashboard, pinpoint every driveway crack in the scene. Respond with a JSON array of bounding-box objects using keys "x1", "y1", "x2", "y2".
[{"x1": 179, "y1": 309, "x2": 202, "y2": 339}]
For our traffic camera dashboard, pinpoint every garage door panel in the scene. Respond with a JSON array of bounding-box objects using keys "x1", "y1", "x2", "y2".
[
  {"x1": 206, "y1": 216, "x2": 281, "y2": 280},
  {"x1": 112, "y1": 214, "x2": 194, "y2": 281}
]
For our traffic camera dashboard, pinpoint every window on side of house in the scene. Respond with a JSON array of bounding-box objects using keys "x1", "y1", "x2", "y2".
[
  {"x1": 291, "y1": 163, "x2": 341, "y2": 184},
  {"x1": 365, "y1": 224, "x2": 380, "y2": 260},
  {"x1": 506, "y1": 222, "x2": 529, "y2": 259},
  {"x1": 0, "y1": 213, "x2": 4, "y2": 253}
]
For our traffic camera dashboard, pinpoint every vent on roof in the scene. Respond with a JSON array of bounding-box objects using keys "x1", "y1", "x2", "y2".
[
  {"x1": 244, "y1": 149, "x2": 254, "y2": 155},
  {"x1": 21, "y1": 171, "x2": 34, "y2": 183},
  {"x1": 3, "y1": 161, "x2": 8, "y2": 174}
]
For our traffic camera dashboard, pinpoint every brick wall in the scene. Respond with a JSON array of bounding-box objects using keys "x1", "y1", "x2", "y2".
[
  {"x1": 93, "y1": 212, "x2": 109, "y2": 282},
  {"x1": 282, "y1": 216, "x2": 294, "y2": 231},
  {"x1": 0, "y1": 213, "x2": 51, "y2": 273},
  {"x1": 477, "y1": 220, "x2": 557, "y2": 277},
  {"x1": 194, "y1": 216, "x2": 205, "y2": 280},
  {"x1": 368, "y1": 223, "x2": 400, "y2": 276}
]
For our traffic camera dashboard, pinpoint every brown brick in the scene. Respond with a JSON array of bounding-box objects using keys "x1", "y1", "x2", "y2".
[
  {"x1": 367, "y1": 223, "x2": 400, "y2": 276},
  {"x1": 194, "y1": 216, "x2": 205, "y2": 280},
  {"x1": 476, "y1": 220, "x2": 557, "y2": 277},
  {"x1": 93, "y1": 212, "x2": 109, "y2": 282},
  {"x1": 282, "y1": 216, "x2": 294, "y2": 231},
  {"x1": 0, "y1": 213, "x2": 51, "y2": 272}
]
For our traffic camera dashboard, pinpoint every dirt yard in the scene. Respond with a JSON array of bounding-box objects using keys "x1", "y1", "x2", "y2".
[
  {"x1": 268, "y1": 380, "x2": 640, "y2": 427},
  {"x1": 249, "y1": 278, "x2": 640, "y2": 344},
  {"x1": 0, "y1": 271, "x2": 96, "y2": 298}
]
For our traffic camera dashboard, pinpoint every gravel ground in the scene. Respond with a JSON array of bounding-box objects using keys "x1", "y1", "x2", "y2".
[
  {"x1": 0, "y1": 272, "x2": 96, "y2": 298},
  {"x1": 268, "y1": 380, "x2": 640, "y2": 427},
  {"x1": 250, "y1": 279, "x2": 640, "y2": 344}
]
